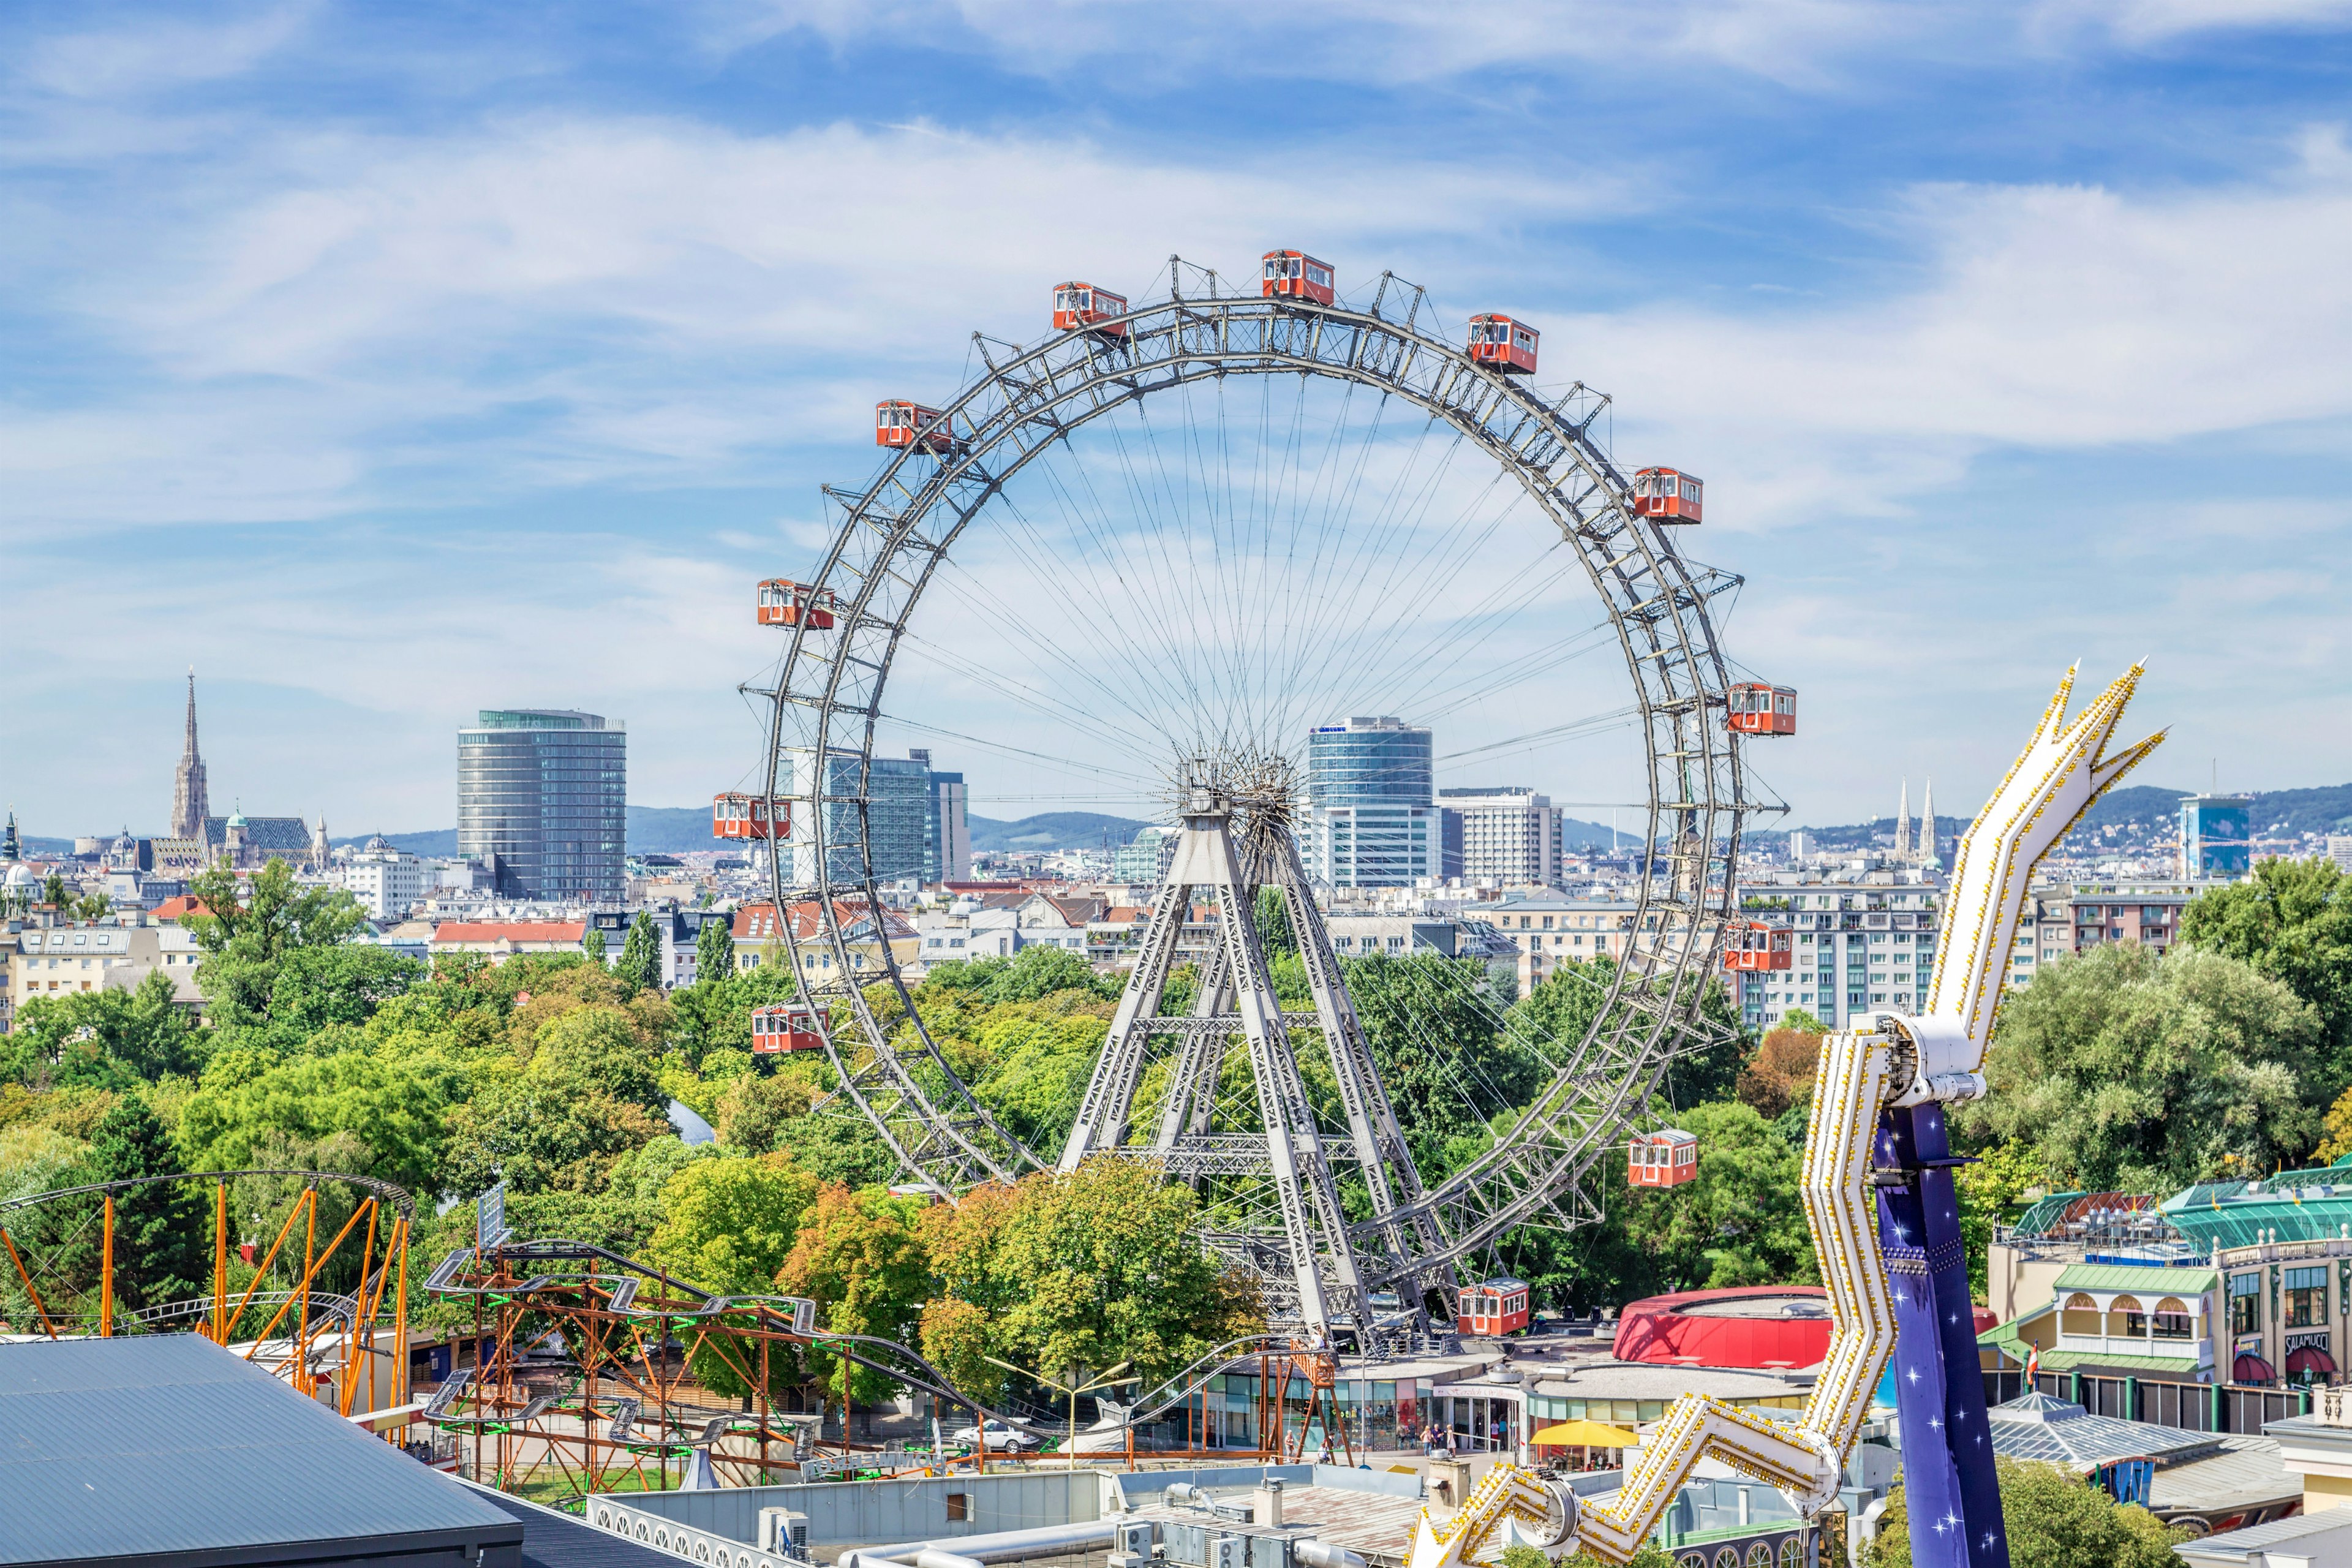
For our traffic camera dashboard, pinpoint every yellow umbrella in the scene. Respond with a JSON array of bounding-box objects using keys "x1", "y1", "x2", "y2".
[{"x1": 1531, "y1": 1420, "x2": 1640, "y2": 1448}]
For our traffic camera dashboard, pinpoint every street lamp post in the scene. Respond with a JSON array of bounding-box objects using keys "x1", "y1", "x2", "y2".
[{"x1": 984, "y1": 1357, "x2": 1141, "y2": 1470}]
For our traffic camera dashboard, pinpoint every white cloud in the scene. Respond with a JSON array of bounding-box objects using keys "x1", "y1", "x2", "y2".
[
  {"x1": 0, "y1": 114, "x2": 1624, "y2": 529},
  {"x1": 710, "y1": 0, "x2": 1940, "y2": 89},
  {"x1": 17, "y1": 4, "x2": 315, "y2": 99},
  {"x1": 1560, "y1": 141, "x2": 2352, "y2": 529},
  {"x1": 2037, "y1": 0, "x2": 2352, "y2": 43}
]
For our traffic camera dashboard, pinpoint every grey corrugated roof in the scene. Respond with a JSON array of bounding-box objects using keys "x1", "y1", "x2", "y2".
[
  {"x1": 1983, "y1": 1391, "x2": 2217, "y2": 1471},
  {"x1": 0, "y1": 1335, "x2": 519, "y2": 1566},
  {"x1": 2144, "y1": 1438, "x2": 2295, "y2": 1517},
  {"x1": 464, "y1": 1483, "x2": 683, "y2": 1568},
  {"x1": 2173, "y1": 1506, "x2": 2352, "y2": 1566}
]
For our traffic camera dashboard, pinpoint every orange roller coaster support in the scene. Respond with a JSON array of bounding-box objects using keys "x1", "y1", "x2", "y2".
[
  {"x1": 1, "y1": 1227, "x2": 58, "y2": 1338},
  {"x1": 222, "y1": 1189, "x2": 310, "y2": 1344},
  {"x1": 100, "y1": 1194, "x2": 114, "y2": 1338},
  {"x1": 341, "y1": 1199, "x2": 382, "y2": 1417},
  {"x1": 213, "y1": 1183, "x2": 228, "y2": 1344},
  {"x1": 247, "y1": 1194, "x2": 372, "y2": 1372}
]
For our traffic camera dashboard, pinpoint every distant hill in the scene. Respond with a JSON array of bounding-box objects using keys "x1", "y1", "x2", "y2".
[
  {"x1": 331, "y1": 807, "x2": 715, "y2": 861},
  {"x1": 1559, "y1": 816, "x2": 1625, "y2": 850},
  {"x1": 970, "y1": 812, "x2": 1151, "y2": 852}
]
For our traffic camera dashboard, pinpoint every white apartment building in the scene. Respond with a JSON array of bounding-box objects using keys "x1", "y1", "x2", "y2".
[
  {"x1": 1732, "y1": 878, "x2": 1941, "y2": 1031},
  {"x1": 1439, "y1": 789, "x2": 1561, "y2": 886},
  {"x1": 1485, "y1": 895, "x2": 1643, "y2": 993},
  {"x1": 343, "y1": 837, "x2": 435, "y2": 921},
  {"x1": 11, "y1": 924, "x2": 205, "y2": 1013}
]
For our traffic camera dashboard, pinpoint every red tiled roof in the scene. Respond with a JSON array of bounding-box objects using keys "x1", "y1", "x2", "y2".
[
  {"x1": 431, "y1": 921, "x2": 586, "y2": 944},
  {"x1": 151, "y1": 896, "x2": 216, "y2": 921},
  {"x1": 733, "y1": 900, "x2": 916, "y2": 943}
]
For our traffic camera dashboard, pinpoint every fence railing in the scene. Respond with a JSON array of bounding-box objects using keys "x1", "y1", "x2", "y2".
[{"x1": 1979, "y1": 1369, "x2": 2311, "y2": 1434}]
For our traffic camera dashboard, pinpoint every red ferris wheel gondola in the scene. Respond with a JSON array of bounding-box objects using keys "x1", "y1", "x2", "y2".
[
  {"x1": 1261, "y1": 249, "x2": 1336, "y2": 306},
  {"x1": 752, "y1": 1001, "x2": 827, "y2": 1054},
  {"x1": 877, "y1": 401, "x2": 957, "y2": 453},
  {"x1": 1467, "y1": 314, "x2": 1539, "y2": 375},
  {"x1": 712, "y1": 793, "x2": 785, "y2": 840},
  {"x1": 1631, "y1": 467, "x2": 1703, "y2": 523},
  {"x1": 1727, "y1": 682, "x2": 1796, "y2": 736},
  {"x1": 756, "y1": 579, "x2": 835, "y2": 630},
  {"x1": 1629, "y1": 1128, "x2": 1698, "y2": 1188},
  {"x1": 1723, "y1": 920, "x2": 1793, "y2": 972},
  {"x1": 1053, "y1": 281, "x2": 1129, "y2": 337}
]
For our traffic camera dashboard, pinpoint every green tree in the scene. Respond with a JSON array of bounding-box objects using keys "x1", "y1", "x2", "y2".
[
  {"x1": 923, "y1": 1157, "x2": 1260, "y2": 1395},
  {"x1": 187, "y1": 860, "x2": 371, "y2": 1035},
  {"x1": 81, "y1": 1095, "x2": 208, "y2": 1309},
  {"x1": 1617, "y1": 1099, "x2": 1815, "y2": 1289},
  {"x1": 1508, "y1": 955, "x2": 1749, "y2": 1110},
  {"x1": 74, "y1": 892, "x2": 113, "y2": 922},
  {"x1": 42, "y1": 872, "x2": 67, "y2": 908},
  {"x1": 715, "y1": 1067, "x2": 822, "y2": 1154},
  {"x1": 177, "y1": 1051, "x2": 452, "y2": 1200},
  {"x1": 649, "y1": 1154, "x2": 821, "y2": 1400},
  {"x1": 1956, "y1": 944, "x2": 2322, "y2": 1191},
  {"x1": 695, "y1": 916, "x2": 736, "y2": 986},
  {"x1": 443, "y1": 1004, "x2": 671, "y2": 1196},
  {"x1": 922, "y1": 946, "x2": 1119, "y2": 1005},
  {"x1": 582, "y1": 925, "x2": 608, "y2": 967},
  {"x1": 1254, "y1": 887, "x2": 1297, "y2": 961},
  {"x1": 4, "y1": 971, "x2": 198, "y2": 1088},
  {"x1": 1867, "y1": 1458, "x2": 2184, "y2": 1567},
  {"x1": 2181, "y1": 856, "x2": 2352, "y2": 1098},
  {"x1": 1955, "y1": 1139, "x2": 2049, "y2": 1300},
  {"x1": 779, "y1": 1185, "x2": 932, "y2": 1410},
  {"x1": 1348, "y1": 952, "x2": 1542, "y2": 1176},
  {"x1": 617, "y1": 911, "x2": 662, "y2": 996}
]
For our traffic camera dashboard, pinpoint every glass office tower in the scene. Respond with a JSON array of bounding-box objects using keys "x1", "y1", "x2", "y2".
[
  {"x1": 783, "y1": 748, "x2": 930, "y2": 887},
  {"x1": 458, "y1": 710, "x2": 627, "y2": 903},
  {"x1": 2179, "y1": 793, "x2": 2253, "y2": 879},
  {"x1": 1303, "y1": 716, "x2": 1438, "y2": 888}
]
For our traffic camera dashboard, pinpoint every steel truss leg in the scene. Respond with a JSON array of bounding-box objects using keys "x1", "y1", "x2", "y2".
[
  {"x1": 1272, "y1": 838, "x2": 1455, "y2": 1321},
  {"x1": 1058, "y1": 794, "x2": 1375, "y2": 1335},
  {"x1": 1156, "y1": 951, "x2": 1235, "y2": 1148}
]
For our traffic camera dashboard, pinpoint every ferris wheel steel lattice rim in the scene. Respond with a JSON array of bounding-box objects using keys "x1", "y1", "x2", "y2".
[{"x1": 753, "y1": 258, "x2": 1758, "y2": 1294}]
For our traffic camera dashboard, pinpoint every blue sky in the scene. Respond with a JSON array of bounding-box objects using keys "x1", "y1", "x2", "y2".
[{"x1": 3, "y1": 1, "x2": 2350, "y2": 838}]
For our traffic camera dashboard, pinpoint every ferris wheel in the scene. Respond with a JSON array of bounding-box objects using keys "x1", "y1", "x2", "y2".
[{"x1": 738, "y1": 252, "x2": 1780, "y2": 1338}]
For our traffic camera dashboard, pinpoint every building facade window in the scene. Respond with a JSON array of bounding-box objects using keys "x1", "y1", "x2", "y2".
[
  {"x1": 2231, "y1": 1272, "x2": 2263, "y2": 1335},
  {"x1": 2288, "y1": 1266, "x2": 2329, "y2": 1328}
]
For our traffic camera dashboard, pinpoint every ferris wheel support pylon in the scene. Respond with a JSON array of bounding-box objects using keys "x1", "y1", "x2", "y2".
[{"x1": 1058, "y1": 771, "x2": 1374, "y2": 1337}]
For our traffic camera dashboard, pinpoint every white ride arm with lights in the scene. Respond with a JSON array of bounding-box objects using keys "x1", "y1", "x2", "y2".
[{"x1": 1405, "y1": 666, "x2": 2161, "y2": 1568}]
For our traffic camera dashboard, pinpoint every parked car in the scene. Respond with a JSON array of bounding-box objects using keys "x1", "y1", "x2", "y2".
[{"x1": 948, "y1": 1418, "x2": 1041, "y2": 1451}]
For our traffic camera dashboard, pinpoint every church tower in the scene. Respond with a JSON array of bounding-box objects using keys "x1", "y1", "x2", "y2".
[
  {"x1": 171, "y1": 669, "x2": 209, "y2": 840},
  {"x1": 1920, "y1": 777, "x2": 1937, "y2": 868},
  {"x1": 1895, "y1": 778, "x2": 1911, "y2": 859}
]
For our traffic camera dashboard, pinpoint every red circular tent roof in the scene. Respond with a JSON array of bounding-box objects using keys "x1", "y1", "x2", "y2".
[{"x1": 1611, "y1": 1286, "x2": 1833, "y2": 1370}]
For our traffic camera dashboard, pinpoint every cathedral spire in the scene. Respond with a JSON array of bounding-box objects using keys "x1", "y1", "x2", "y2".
[
  {"x1": 1895, "y1": 777, "x2": 1910, "y2": 859},
  {"x1": 1921, "y1": 777, "x2": 1937, "y2": 868},
  {"x1": 171, "y1": 668, "x2": 210, "y2": 841}
]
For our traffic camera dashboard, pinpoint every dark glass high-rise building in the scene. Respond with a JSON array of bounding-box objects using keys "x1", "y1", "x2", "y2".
[
  {"x1": 1303, "y1": 715, "x2": 1437, "y2": 888},
  {"x1": 458, "y1": 710, "x2": 626, "y2": 903}
]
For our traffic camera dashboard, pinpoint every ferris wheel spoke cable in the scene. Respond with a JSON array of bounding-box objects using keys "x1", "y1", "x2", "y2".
[
  {"x1": 1274, "y1": 406, "x2": 1466, "y2": 714},
  {"x1": 1314, "y1": 478, "x2": 1558, "y2": 725},
  {"x1": 961, "y1": 460, "x2": 1205, "y2": 734},
  {"x1": 1055, "y1": 418, "x2": 1229, "y2": 749},
  {"x1": 1287, "y1": 448, "x2": 1512, "y2": 733},
  {"x1": 894, "y1": 601, "x2": 1164, "y2": 760},
  {"x1": 905, "y1": 561, "x2": 1180, "y2": 760},
  {"x1": 1332, "y1": 545, "x2": 1587, "y2": 730}
]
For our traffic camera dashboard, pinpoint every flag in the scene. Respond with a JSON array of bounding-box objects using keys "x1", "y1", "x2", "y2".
[{"x1": 2026, "y1": 1346, "x2": 2040, "y2": 1385}]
